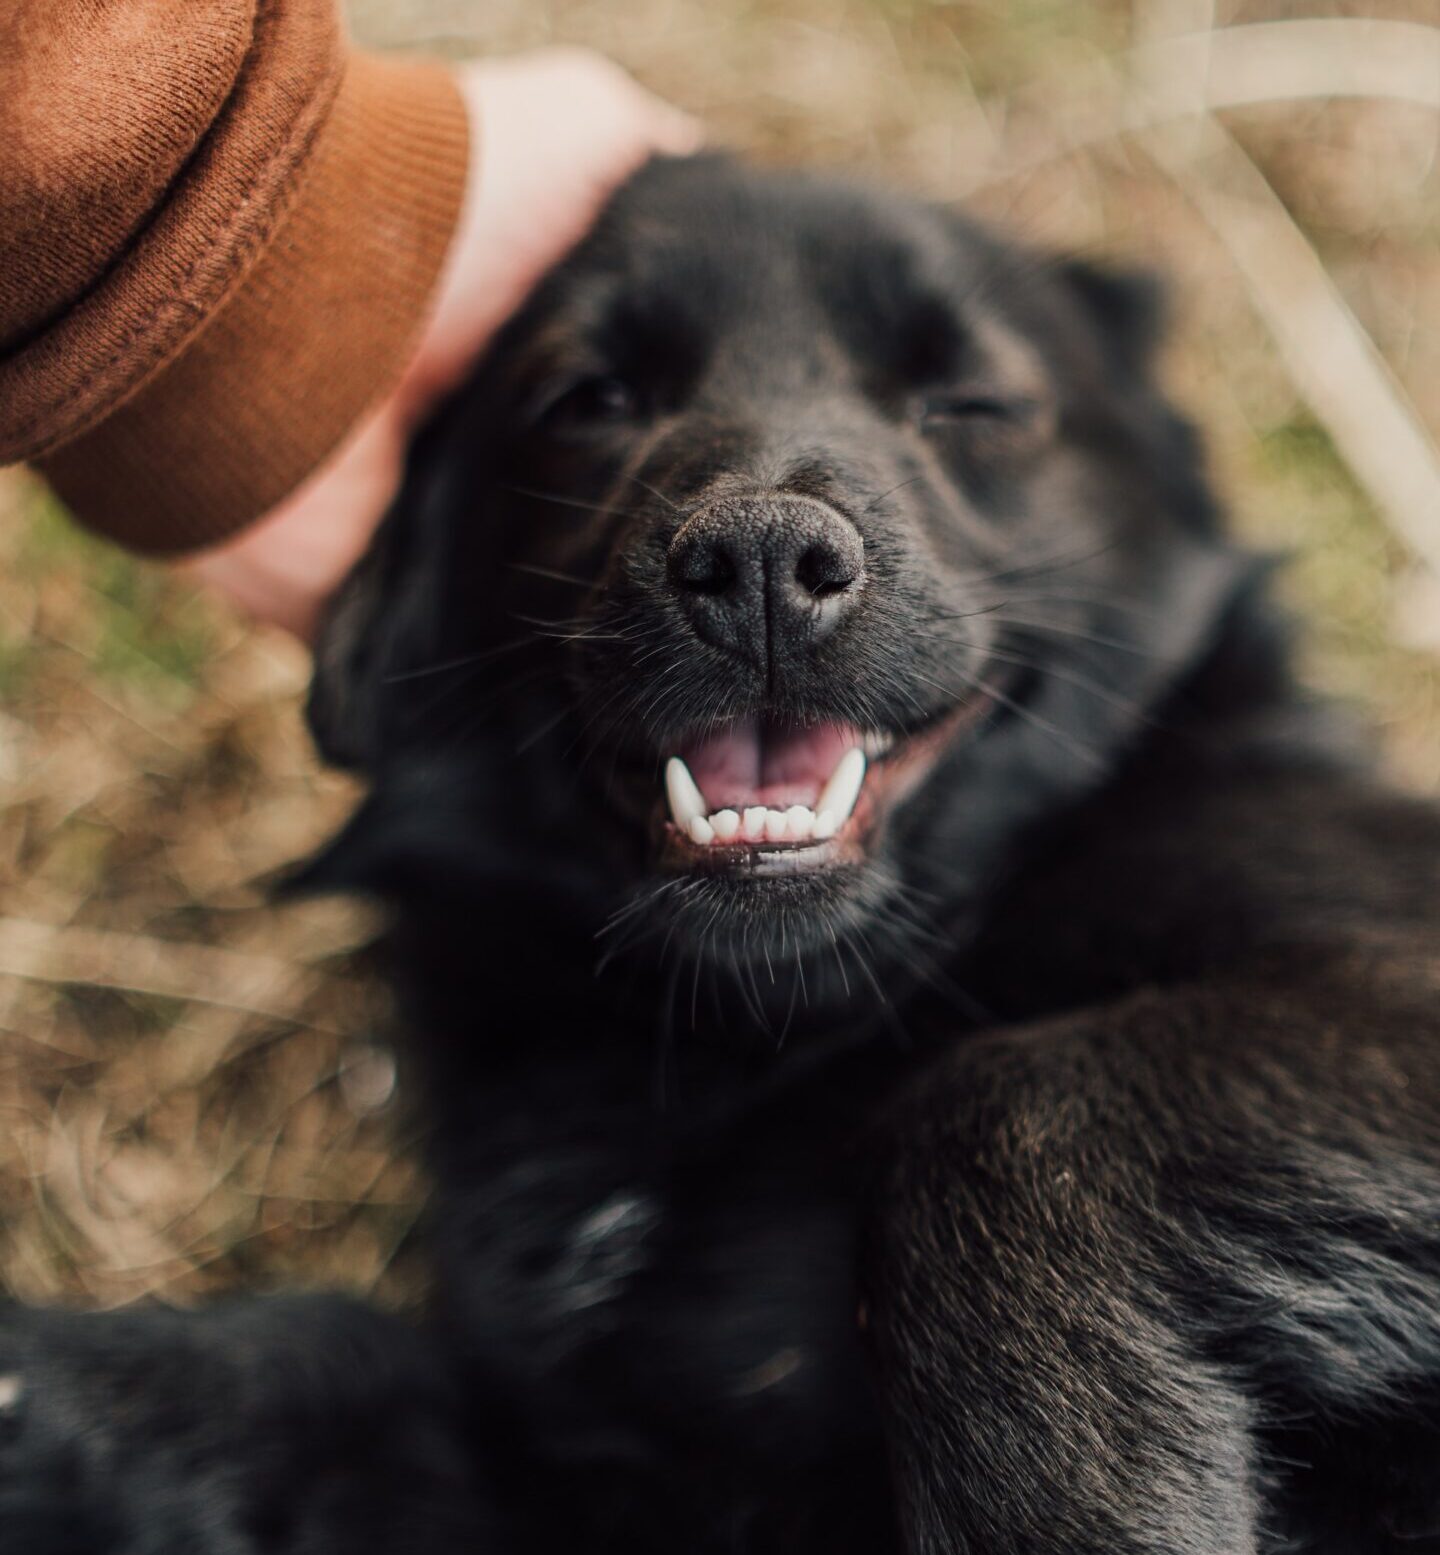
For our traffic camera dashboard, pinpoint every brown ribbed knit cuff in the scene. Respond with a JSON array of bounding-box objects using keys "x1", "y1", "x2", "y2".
[{"x1": 39, "y1": 52, "x2": 469, "y2": 555}]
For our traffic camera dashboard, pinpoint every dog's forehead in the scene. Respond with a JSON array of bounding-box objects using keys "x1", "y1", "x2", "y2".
[{"x1": 572, "y1": 158, "x2": 994, "y2": 336}]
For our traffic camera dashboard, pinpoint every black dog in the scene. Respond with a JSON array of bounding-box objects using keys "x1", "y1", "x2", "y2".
[{"x1": 6, "y1": 154, "x2": 1440, "y2": 1555}]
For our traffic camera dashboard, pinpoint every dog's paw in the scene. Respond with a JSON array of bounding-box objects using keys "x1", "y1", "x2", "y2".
[
  {"x1": 0, "y1": 1372, "x2": 192, "y2": 1554},
  {"x1": 0, "y1": 1307, "x2": 262, "y2": 1555},
  {"x1": 0, "y1": 1368, "x2": 119, "y2": 1552},
  {"x1": 0, "y1": 1300, "x2": 500, "y2": 1554}
]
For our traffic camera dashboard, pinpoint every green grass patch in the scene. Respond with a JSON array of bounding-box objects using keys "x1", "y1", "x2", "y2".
[{"x1": 18, "y1": 487, "x2": 218, "y2": 706}]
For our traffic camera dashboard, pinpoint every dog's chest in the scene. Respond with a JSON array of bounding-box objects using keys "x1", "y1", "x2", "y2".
[{"x1": 437, "y1": 1087, "x2": 879, "y2": 1470}]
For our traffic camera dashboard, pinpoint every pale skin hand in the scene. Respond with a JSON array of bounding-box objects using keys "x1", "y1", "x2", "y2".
[{"x1": 179, "y1": 49, "x2": 700, "y2": 640}]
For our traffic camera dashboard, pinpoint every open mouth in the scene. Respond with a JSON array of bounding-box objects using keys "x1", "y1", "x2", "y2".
[{"x1": 655, "y1": 694, "x2": 997, "y2": 878}]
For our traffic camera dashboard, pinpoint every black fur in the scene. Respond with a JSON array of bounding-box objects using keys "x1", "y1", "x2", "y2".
[{"x1": 5, "y1": 154, "x2": 1440, "y2": 1554}]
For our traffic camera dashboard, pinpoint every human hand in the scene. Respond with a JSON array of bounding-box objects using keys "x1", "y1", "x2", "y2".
[{"x1": 179, "y1": 49, "x2": 699, "y2": 640}]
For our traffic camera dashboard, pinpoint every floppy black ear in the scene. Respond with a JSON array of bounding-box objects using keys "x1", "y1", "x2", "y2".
[
  {"x1": 1057, "y1": 258, "x2": 1167, "y2": 374},
  {"x1": 306, "y1": 506, "x2": 433, "y2": 770},
  {"x1": 306, "y1": 393, "x2": 475, "y2": 771}
]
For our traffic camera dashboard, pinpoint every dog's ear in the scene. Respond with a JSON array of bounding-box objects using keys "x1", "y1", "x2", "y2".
[
  {"x1": 307, "y1": 509, "x2": 420, "y2": 770},
  {"x1": 306, "y1": 395, "x2": 475, "y2": 770},
  {"x1": 1057, "y1": 257, "x2": 1167, "y2": 375}
]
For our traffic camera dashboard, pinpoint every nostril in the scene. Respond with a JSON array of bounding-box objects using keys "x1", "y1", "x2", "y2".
[
  {"x1": 795, "y1": 543, "x2": 858, "y2": 601},
  {"x1": 672, "y1": 539, "x2": 737, "y2": 597}
]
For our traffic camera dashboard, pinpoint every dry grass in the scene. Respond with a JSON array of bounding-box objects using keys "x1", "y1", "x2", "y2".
[{"x1": 2, "y1": 0, "x2": 1438, "y2": 1313}]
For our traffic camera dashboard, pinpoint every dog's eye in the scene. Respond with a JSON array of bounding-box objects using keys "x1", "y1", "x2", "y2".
[
  {"x1": 914, "y1": 391, "x2": 1052, "y2": 463},
  {"x1": 917, "y1": 392, "x2": 1025, "y2": 424},
  {"x1": 539, "y1": 375, "x2": 640, "y2": 431}
]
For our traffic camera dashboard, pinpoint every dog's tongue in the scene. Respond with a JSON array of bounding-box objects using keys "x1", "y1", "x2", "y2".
[{"x1": 680, "y1": 719, "x2": 861, "y2": 810}]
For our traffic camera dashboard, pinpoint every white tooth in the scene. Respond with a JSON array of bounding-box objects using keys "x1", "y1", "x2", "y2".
[
  {"x1": 784, "y1": 805, "x2": 815, "y2": 842},
  {"x1": 764, "y1": 809, "x2": 789, "y2": 842},
  {"x1": 665, "y1": 757, "x2": 707, "y2": 829},
  {"x1": 710, "y1": 809, "x2": 740, "y2": 841},
  {"x1": 816, "y1": 747, "x2": 866, "y2": 826},
  {"x1": 862, "y1": 730, "x2": 895, "y2": 760},
  {"x1": 687, "y1": 814, "x2": 715, "y2": 845},
  {"x1": 813, "y1": 808, "x2": 839, "y2": 840},
  {"x1": 742, "y1": 806, "x2": 768, "y2": 841}
]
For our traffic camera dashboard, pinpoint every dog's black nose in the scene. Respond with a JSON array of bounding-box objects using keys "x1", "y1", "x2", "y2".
[{"x1": 667, "y1": 495, "x2": 864, "y2": 669}]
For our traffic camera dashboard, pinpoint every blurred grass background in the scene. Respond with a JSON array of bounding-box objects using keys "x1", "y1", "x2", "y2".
[{"x1": 2, "y1": 0, "x2": 1439, "y2": 1311}]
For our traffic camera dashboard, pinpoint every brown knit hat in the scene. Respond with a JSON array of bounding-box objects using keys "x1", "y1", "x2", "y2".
[{"x1": 0, "y1": 0, "x2": 469, "y2": 553}]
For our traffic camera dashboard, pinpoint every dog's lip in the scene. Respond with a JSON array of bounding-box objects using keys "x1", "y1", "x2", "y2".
[{"x1": 649, "y1": 686, "x2": 1003, "y2": 878}]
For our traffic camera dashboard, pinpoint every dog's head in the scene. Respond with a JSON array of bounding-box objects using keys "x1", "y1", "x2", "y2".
[{"x1": 306, "y1": 155, "x2": 1250, "y2": 1015}]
